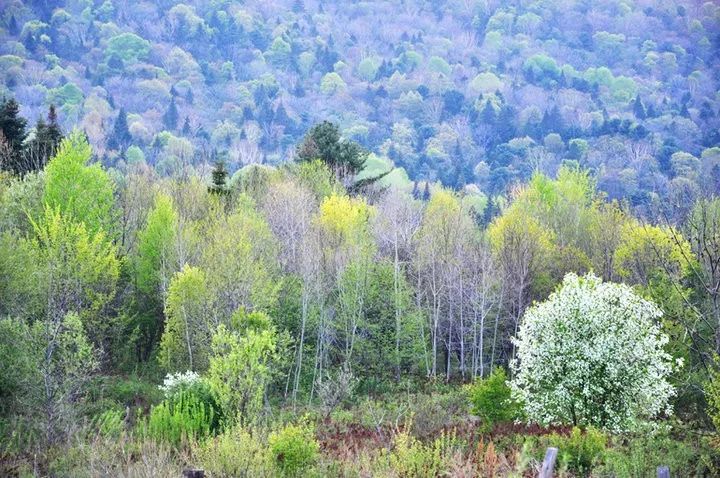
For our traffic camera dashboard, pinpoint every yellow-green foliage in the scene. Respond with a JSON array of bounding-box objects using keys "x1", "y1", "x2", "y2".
[
  {"x1": 195, "y1": 425, "x2": 273, "y2": 477},
  {"x1": 207, "y1": 314, "x2": 278, "y2": 425},
  {"x1": 43, "y1": 131, "x2": 115, "y2": 236},
  {"x1": 31, "y1": 206, "x2": 119, "y2": 340},
  {"x1": 135, "y1": 192, "x2": 177, "y2": 296},
  {"x1": 614, "y1": 222, "x2": 694, "y2": 285},
  {"x1": 159, "y1": 265, "x2": 212, "y2": 372},
  {"x1": 383, "y1": 430, "x2": 459, "y2": 478},
  {"x1": 141, "y1": 390, "x2": 216, "y2": 446},
  {"x1": 269, "y1": 421, "x2": 320, "y2": 477}
]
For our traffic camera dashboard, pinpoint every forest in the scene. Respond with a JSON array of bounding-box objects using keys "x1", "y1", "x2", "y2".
[{"x1": 1, "y1": 0, "x2": 720, "y2": 477}]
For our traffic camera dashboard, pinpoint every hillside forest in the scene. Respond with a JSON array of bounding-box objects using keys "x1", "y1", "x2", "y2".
[{"x1": 1, "y1": 0, "x2": 720, "y2": 477}]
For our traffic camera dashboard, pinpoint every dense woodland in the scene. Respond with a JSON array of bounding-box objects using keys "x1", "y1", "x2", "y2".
[{"x1": 1, "y1": 0, "x2": 720, "y2": 477}]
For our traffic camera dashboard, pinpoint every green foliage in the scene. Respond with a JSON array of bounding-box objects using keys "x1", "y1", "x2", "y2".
[
  {"x1": 43, "y1": 131, "x2": 115, "y2": 236},
  {"x1": 469, "y1": 368, "x2": 521, "y2": 432},
  {"x1": 142, "y1": 389, "x2": 216, "y2": 446},
  {"x1": 136, "y1": 192, "x2": 177, "y2": 297},
  {"x1": 599, "y1": 429, "x2": 717, "y2": 477},
  {"x1": 549, "y1": 426, "x2": 607, "y2": 475},
  {"x1": 296, "y1": 121, "x2": 368, "y2": 181},
  {"x1": 30, "y1": 206, "x2": 119, "y2": 346},
  {"x1": 384, "y1": 430, "x2": 458, "y2": 478},
  {"x1": 0, "y1": 317, "x2": 37, "y2": 417},
  {"x1": 159, "y1": 265, "x2": 212, "y2": 372},
  {"x1": 207, "y1": 312, "x2": 279, "y2": 425},
  {"x1": 269, "y1": 421, "x2": 320, "y2": 477},
  {"x1": 105, "y1": 33, "x2": 151, "y2": 63},
  {"x1": 195, "y1": 425, "x2": 273, "y2": 477}
]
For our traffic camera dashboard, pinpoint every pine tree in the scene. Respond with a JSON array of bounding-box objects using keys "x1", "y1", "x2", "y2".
[
  {"x1": 680, "y1": 102, "x2": 690, "y2": 118},
  {"x1": 8, "y1": 15, "x2": 19, "y2": 36},
  {"x1": 108, "y1": 107, "x2": 131, "y2": 151},
  {"x1": 164, "y1": 96, "x2": 179, "y2": 131},
  {"x1": 209, "y1": 160, "x2": 229, "y2": 195},
  {"x1": 632, "y1": 94, "x2": 646, "y2": 120},
  {"x1": 26, "y1": 104, "x2": 64, "y2": 172},
  {"x1": 0, "y1": 97, "x2": 28, "y2": 175},
  {"x1": 182, "y1": 116, "x2": 192, "y2": 136}
]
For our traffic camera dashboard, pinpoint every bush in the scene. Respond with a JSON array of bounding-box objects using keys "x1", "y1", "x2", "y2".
[
  {"x1": 141, "y1": 388, "x2": 217, "y2": 446},
  {"x1": 385, "y1": 430, "x2": 459, "y2": 478},
  {"x1": 194, "y1": 425, "x2": 272, "y2": 477},
  {"x1": 549, "y1": 426, "x2": 606, "y2": 475},
  {"x1": 469, "y1": 368, "x2": 520, "y2": 432},
  {"x1": 598, "y1": 429, "x2": 717, "y2": 477},
  {"x1": 269, "y1": 421, "x2": 320, "y2": 477}
]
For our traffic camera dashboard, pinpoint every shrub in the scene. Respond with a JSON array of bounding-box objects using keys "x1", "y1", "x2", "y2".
[
  {"x1": 141, "y1": 389, "x2": 217, "y2": 446},
  {"x1": 549, "y1": 426, "x2": 606, "y2": 475},
  {"x1": 269, "y1": 421, "x2": 320, "y2": 477},
  {"x1": 194, "y1": 425, "x2": 272, "y2": 477},
  {"x1": 598, "y1": 429, "x2": 717, "y2": 477},
  {"x1": 469, "y1": 368, "x2": 521, "y2": 432},
  {"x1": 386, "y1": 430, "x2": 458, "y2": 478}
]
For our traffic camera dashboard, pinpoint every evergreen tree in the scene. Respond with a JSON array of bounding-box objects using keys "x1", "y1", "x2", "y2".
[
  {"x1": 0, "y1": 98, "x2": 28, "y2": 175},
  {"x1": 481, "y1": 100, "x2": 497, "y2": 125},
  {"x1": 209, "y1": 160, "x2": 229, "y2": 195},
  {"x1": 164, "y1": 96, "x2": 179, "y2": 131},
  {"x1": 632, "y1": 94, "x2": 646, "y2": 120},
  {"x1": 26, "y1": 105, "x2": 64, "y2": 172},
  {"x1": 108, "y1": 108, "x2": 131, "y2": 151},
  {"x1": 182, "y1": 116, "x2": 192, "y2": 136},
  {"x1": 680, "y1": 102, "x2": 690, "y2": 118},
  {"x1": 296, "y1": 121, "x2": 368, "y2": 180},
  {"x1": 8, "y1": 15, "x2": 19, "y2": 36}
]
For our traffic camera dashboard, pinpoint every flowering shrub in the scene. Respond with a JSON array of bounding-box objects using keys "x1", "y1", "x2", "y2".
[
  {"x1": 511, "y1": 273, "x2": 677, "y2": 432},
  {"x1": 159, "y1": 371, "x2": 201, "y2": 398}
]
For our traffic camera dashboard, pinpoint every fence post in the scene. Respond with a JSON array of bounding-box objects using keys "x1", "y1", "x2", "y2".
[
  {"x1": 657, "y1": 466, "x2": 670, "y2": 478},
  {"x1": 182, "y1": 469, "x2": 205, "y2": 478},
  {"x1": 539, "y1": 447, "x2": 558, "y2": 478}
]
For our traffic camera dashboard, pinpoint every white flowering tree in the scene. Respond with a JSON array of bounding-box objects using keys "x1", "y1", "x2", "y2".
[{"x1": 511, "y1": 273, "x2": 677, "y2": 432}]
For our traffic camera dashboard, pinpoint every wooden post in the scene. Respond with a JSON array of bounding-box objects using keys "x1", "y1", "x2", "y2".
[
  {"x1": 657, "y1": 466, "x2": 670, "y2": 478},
  {"x1": 539, "y1": 447, "x2": 558, "y2": 478},
  {"x1": 182, "y1": 469, "x2": 205, "y2": 478}
]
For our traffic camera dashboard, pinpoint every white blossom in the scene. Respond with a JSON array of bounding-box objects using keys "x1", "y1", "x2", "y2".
[
  {"x1": 511, "y1": 273, "x2": 677, "y2": 432},
  {"x1": 159, "y1": 370, "x2": 201, "y2": 398}
]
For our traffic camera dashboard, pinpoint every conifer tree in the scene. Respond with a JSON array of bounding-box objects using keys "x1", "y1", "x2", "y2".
[
  {"x1": 209, "y1": 160, "x2": 229, "y2": 195},
  {"x1": 108, "y1": 108, "x2": 130, "y2": 151},
  {"x1": 164, "y1": 97, "x2": 179, "y2": 131},
  {"x1": 0, "y1": 98, "x2": 27, "y2": 175}
]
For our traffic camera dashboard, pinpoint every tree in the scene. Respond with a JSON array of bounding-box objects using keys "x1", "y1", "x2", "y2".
[
  {"x1": 296, "y1": 121, "x2": 368, "y2": 185},
  {"x1": 209, "y1": 160, "x2": 229, "y2": 195},
  {"x1": 108, "y1": 108, "x2": 131, "y2": 151},
  {"x1": 26, "y1": 104, "x2": 64, "y2": 172},
  {"x1": 30, "y1": 206, "x2": 120, "y2": 349},
  {"x1": 0, "y1": 97, "x2": 27, "y2": 175},
  {"x1": 159, "y1": 265, "x2": 213, "y2": 372},
  {"x1": 632, "y1": 94, "x2": 647, "y2": 120},
  {"x1": 135, "y1": 192, "x2": 178, "y2": 356},
  {"x1": 512, "y1": 273, "x2": 677, "y2": 432},
  {"x1": 44, "y1": 131, "x2": 116, "y2": 236},
  {"x1": 33, "y1": 312, "x2": 97, "y2": 446},
  {"x1": 207, "y1": 310, "x2": 280, "y2": 425},
  {"x1": 164, "y1": 96, "x2": 179, "y2": 131}
]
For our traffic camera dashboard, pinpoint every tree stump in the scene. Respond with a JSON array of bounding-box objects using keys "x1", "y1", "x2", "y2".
[{"x1": 182, "y1": 469, "x2": 205, "y2": 478}]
